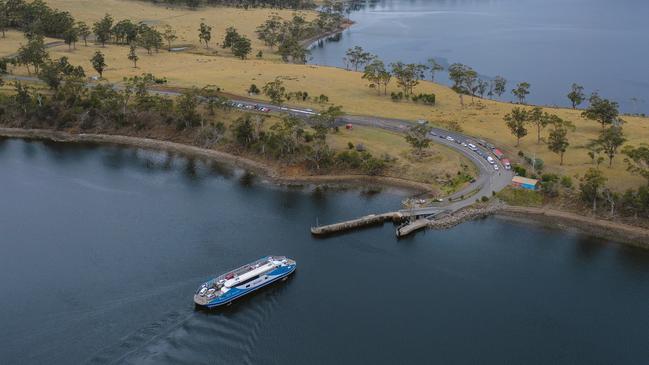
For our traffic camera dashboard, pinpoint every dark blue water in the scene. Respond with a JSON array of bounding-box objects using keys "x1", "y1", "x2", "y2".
[
  {"x1": 309, "y1": 0, "x2": 649, "y2": 113},
  {"x1": 1, "y1": 138, "x2": 648, "y2": 364}
]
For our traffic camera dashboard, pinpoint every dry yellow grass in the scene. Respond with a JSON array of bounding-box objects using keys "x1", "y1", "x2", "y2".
[
  {"x1": 2, "y1": 1, "x2": 645, "y2": 191},
  {"x1": 0, "y1": 30, "x2": 58, "y2": 57},
  {"x1": 328, "y1": 125, "x2": 478, "y2": 186},
  {"x1": 45, "y1": 0, "x2": 315, "y2": 59}
]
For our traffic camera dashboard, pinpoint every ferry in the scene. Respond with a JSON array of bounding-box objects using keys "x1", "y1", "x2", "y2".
[{"x1": 194, "y1": 256, "x2": 296, "y2": 308}]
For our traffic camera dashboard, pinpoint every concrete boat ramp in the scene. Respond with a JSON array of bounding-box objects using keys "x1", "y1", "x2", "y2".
[{"x1": 310, "y1": 207, "x2": 451, "y2": 238}]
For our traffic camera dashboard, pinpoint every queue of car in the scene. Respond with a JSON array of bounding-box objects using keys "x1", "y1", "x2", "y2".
[
  {"x1": 430, "y1": 130, "x2": 511, "y2": 171},
  {"x1": 230, "y1": 101, "x2": 271, "y2": 113}
]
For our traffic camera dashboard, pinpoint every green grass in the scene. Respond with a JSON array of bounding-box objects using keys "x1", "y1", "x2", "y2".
[{"x1": 497, "y1": 186, "x2": 544, "y2": 207}]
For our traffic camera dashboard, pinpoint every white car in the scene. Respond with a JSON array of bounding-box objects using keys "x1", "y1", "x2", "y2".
[
  {"x1": 446, "y1": 136, "x2": 455, "y2": 142},
  {"x1": 461, "y1": 142, "x2": 468, "y2": 147},
  {"x1": 487, "y1": 156, "x2": 495, "y2": 164},
  {"x1": 493, "y1": 164, "x2": 499, "y2": 171},
  {"x1": 468, "y1": 143, "x2": 477, "y2": 151}
]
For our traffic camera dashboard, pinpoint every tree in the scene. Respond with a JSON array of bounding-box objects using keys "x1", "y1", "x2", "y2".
[
  {"x1": 256, "y1": 14, "x2": 282, "y2": 49},
  {"x1": 137, "y1": 25, "x2": 163, "y2": 55},
  {"x1": 580, "y1": 168, "x2": 607, "y2": 212},
  {"x1": 198, "y1": 22, "x2": 212, "y2": 48},
  {"x1": 504, "y1": 107, "x2": 528, "y2": 147},
  {"x1": 476, "y1": 79, "x2": 488, "y2": 98},
  {"x1": 512, "y1": 82, "x2": 530, "y2": 104},
  {"x1": 128, "y1": 44, "x2": 139, "y2": 68},
  {"x1": 91, "y1": 50, "x2": 106, "y2": 78},
  {"x1": 162, "y1": 25, "x2": 177, "y2": 51},
  {"x1": 312, "y1": 105, "x2": 343, "y2": 132},
  {"x1": 38, "y1": 57, "x2": 84, "y2": 90},
  {"x1": 622, "y1": 145, "x2": 649, "y2": 183},
  {"x1": 16, "y1": 35, "x2": 48, "y2": 75},
  {"x1": 492, "y1": 76, "x2": 507, "y2": 99},
  {"x1": 176, "y1": 87, "x2": 202, "y2": 129},
  {"x1": 344, "y1": 46, "x2": 373, "y2": 71},
  {"x1": 592, "y1": 126, "x2": 626, "y2": 167},
  {"x1": 582, "y1": 93, "x2": 619, "y2": 129},
  {"x1": 222, "y1": 26, "x2": 240, "y2": 49},
  {"x1": 448, "y1": 63, "x2": 477, "y2": 95},
  {"x1": 390, "y1": 62, "x2": 427, "y2": 97},
  {"x1": 93, "y1": 14, "x2": 113, "y2": 47},
  {"x1": 231, "y1": 114, "x2": 257, "y2": 148},
  {"x1": 231, "y1": 35, "x2": 252, "y2": 59},
  {"x1": 547, "y1": 124, "x2": 570, "y2": 165},
  {"x1": 427, "y1": 58, "x2": 444, "y2": 81},
  {"x1": 567, "y1": 83, "x2": 585, "y2": 109},
  {"x1": 112, "y1": 19, "x2": 138, "y2": 45},
  {"x1": 405, "y1": 121, "x2": 433, "y2": 156},
  {"x1": 0, "y1": 4, "x2": 7, "y2": 38},
  {"x1": 77, "y1": 21, "x2": 91, "y2": 46},
  {"x1": 263, "y1": 77, "x2": 286, "y2": 104},
  {"x1": 63, "y1": 25, "x2": 78, "y2": 50},
  {"x1": 527, "y1": 107, "x2": 548, "y2": 144},
  {"x1": 362, "y1": 58, "x2": 391, "y2": 95}
]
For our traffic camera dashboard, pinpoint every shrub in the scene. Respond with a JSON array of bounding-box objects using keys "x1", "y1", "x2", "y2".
[
  {"x1": 390, "y1": 92, "x2": 404, "y2": 102},
  {"x1": 560, "y1": 176, "x2": 573, "y2": 189},
  {"x1": 411, "y1": 93, "x2": 436, "y2": 105},
  {"x1": 481, "y1": 196, "x2": 489, "y2": 202},
  {"x1": 347, "y1": 141, "x2": 354, "y2": 150},
  {"x1": 248, "y1": 84, "x2": 260, "y2": 95},
  {"x1": 513, "y1": 165, "x2": 527, "y2": 177}
]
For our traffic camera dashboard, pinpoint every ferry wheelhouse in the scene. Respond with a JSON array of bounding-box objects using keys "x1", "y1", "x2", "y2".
[{"x1": 194, "y1": 256, "x2": 296, "y2": 308}]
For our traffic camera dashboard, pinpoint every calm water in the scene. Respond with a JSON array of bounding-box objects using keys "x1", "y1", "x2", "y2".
[
  {"x1": 309, "y1": 0, "x2": 649, "y2": 113},
  {"x1": 1, "y1": 138, "x2": 649, "y2": 364}
]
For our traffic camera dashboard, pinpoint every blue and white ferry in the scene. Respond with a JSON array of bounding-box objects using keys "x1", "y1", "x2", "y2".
[{"x1": 194, "y1": 256, "x2": 296, "y2": 308}]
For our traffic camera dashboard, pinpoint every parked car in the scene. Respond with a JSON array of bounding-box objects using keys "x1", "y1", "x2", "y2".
[
  {"x1": 461, "y1": 142, "x2": 468, "y2": 147},
  {"x1": 446, "y1": 136, "x2": 455, "y2": 142},
  {"x1": 467, "y1": 143, "x2": 477, "y2": 151},
  {"x1": 493, "y1": 164, "x2": 499, "y2": 171},
  {"x1": 487, "y1": 156, "x2": 495, "y2": 164}
]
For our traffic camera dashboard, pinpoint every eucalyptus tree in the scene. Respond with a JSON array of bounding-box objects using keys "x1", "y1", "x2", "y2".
[
  {"x1": 512, "y1": 82, "x2": 531, "y2": 104},
  {"x1": 427, "y1": 58, "x2": 444, "y2": 82},
  {"x1": 567, "y1": 83, "x2": 585, "y2": 109},
  {"x1": 582, "y1": 93, "x2": 620, "y2": 129},
  {"x1": 504, "y1": 107, "x2": 528, "y2": 146}
]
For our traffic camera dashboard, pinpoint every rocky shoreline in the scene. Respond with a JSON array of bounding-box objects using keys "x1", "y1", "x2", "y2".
[{"x1": 424, "y1": 203, "x2": 649, "y2": 248}]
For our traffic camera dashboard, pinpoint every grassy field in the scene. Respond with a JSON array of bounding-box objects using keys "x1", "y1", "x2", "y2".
[
  {"x1": 328, "y1": 125, "x2": 478, "y2": 188},
  {"x1": 44, "y1": 0, "x2": 314, "y2": 60},
  {"x1": 5, "y1": 0, "x2": 648, "y2": 191}
]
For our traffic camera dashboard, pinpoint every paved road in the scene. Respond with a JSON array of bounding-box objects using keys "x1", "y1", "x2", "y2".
[{"x1": 5, "y1": 74, "x2": 513, "y2": 213}]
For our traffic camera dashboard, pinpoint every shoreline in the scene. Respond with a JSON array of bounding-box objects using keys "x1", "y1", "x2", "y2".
[
  {"x1": 496, "y1": 206, "x2": 649, "y2": 249},
  {"x1": 301, "y1": 20, "x2": 355, "y2": 49},
  {"x1": 0, "y1": 127, "x2": 430, "y2": 193},
  {"x1": 2, "y1": 127, "x2": 649, "y2": 247}
]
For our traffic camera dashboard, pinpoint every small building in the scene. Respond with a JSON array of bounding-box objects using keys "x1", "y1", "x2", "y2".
[
  {"x1": 511, "y1": 176, "x2": 539, "y2": 190},
  {"x1": 493, "y1": 149, "x2": 504, "y2": 159},
  {"x1": 345, "y1": 123, "x2": 353, "y2": 130}
]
